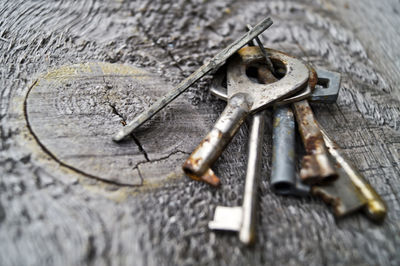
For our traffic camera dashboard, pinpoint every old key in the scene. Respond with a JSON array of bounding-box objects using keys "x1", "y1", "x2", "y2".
[
  {"x1": 208, "y1": 111, "x2": 265, "y2": 245},
  {"x1": 182, "y1": 46, "x2": 310, "y2": 186}
]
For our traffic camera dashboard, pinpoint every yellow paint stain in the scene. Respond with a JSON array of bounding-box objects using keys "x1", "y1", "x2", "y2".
[
  {"x1": 224, "y1": 8, "x2": 231, "y2": 14},
  {"x1": 98, "y1": 62, "x2": 146, "y2": 77},
  {"x1": 42, "y1": 62, "x2": 147, "y2": 83}
]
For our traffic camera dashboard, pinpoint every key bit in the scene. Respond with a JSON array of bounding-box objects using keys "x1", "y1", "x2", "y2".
[
  {"x1": 318, "y1": 127, "x2": 387, "y2": 222},
  {"x1": 310, "y1": 69, "x2": 341, "y2": 103},
  {"x1": 113, "y1": 17, "x2": 273, "y2": 142},
  {"x1": 312, "y1": 162, "x2": 367, "y2": 217},
  {"x1": 183, "y1": 46, "x2": 309, "y2": 185}
]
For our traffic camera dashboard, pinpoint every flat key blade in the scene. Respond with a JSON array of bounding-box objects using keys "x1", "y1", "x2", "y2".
[
  {"x1": 312, "y1": 164, "x2": 367, "y2": 217},
  {"x1": 209, "y1": 206, "x2": 242, "y2": 231},
  {"x1": 113, "y1": 17, "x2": 273, "y2": 142}
]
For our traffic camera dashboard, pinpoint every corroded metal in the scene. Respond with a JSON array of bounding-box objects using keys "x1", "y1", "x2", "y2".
[
  {"x1": 269, "y1": 65, "x2": 317, "y2": 195},
  {"x1": 182, "y1": 93, "x2": 250, "y2": 186},
  {"x1": 183, "y1": 47, "x2": 309, "y2": 185},
  {"x1": 293, "y1": 99, "x2": 338, "y2": 185},
  {"x1": 246, "y1": 24, "x2": 275, "y2": 75},
  {"x1": 113, "y1": 17, "x2": 273, "y2": 142},
  {"x1": 319, "y1": 127, "x2": 387, "y2": 222}
]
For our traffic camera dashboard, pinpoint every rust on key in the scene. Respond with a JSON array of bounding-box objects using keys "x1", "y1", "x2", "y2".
[
  {"x1": 182, "y1": 131, "x2": 223, "y2": 186},
  {"x1": 293, "y1": 100, "x2": 338, "y2": 185}
]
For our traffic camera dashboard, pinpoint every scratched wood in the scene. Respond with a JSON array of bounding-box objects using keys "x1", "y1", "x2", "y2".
[{"x1": 0, "y1": 1, "x2": 399, "y2": 266}]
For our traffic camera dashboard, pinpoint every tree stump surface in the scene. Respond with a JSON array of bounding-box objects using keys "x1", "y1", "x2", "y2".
[{"x1": 1, "y1": 1, "x2": 399, "y2": 265}]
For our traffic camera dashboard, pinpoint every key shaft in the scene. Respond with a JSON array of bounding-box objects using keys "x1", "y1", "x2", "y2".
[
  {"x1": 183, "y1": 93, "x2": 250, "y2": 186},
  {"x1": 240, "y1": 111, "x2": 265, "y2": 244}
]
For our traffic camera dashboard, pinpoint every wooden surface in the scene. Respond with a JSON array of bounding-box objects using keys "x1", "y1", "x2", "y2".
[{"x1": 1, "y1": 0, "x2": 399, "y2": 265}]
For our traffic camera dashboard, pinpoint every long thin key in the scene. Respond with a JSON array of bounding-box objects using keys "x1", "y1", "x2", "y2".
[
  {"x1": 209, "y1": 111, "x2": 265, "y2": 245},
  {"x1": 182, "y1": 46, "x2": 309, "y2": 186},
  {"x1": 113, "y1": 17, "x2": 273, "y2": 142}
]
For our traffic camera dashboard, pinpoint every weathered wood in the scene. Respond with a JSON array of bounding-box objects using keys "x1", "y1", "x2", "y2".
[
  {"x1": 26, "y1": 62, "x2": 208, "y2": 186},
  {"x1": 0, "y1": 0, "x2": 399, "y2": 266}
]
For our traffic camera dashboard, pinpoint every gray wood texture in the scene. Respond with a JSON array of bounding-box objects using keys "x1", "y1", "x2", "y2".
[{"x1": 1, "y1": 0, "x2": 399, "y2": 265}]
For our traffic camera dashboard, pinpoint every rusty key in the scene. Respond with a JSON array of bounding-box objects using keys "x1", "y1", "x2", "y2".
[
  {"x1": 182, "y1": 46, "x2": 310, "y2": 186},
  {"x1": 293, "y1": 99, "x2": 338, "y2": 185}
]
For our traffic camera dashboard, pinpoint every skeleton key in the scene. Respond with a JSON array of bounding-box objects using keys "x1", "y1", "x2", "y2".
[
  {"x1": 315, "y1": 126, "x2": 387, "y2": 222},
  {"x1": 208, "y1": 47, "x2": 304, "y2": 244},
  {"x1": 208, "y1": 111, "x2": 265, "y2": 245},
  {"x1": 182, "y1": 46, "x2": 310, "y2": 186},
  {"x1": 113, "y1": 17, "x2": 273, "y2": 142}
]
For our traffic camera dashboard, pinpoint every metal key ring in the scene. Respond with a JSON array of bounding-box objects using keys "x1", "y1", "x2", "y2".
[{"x1": 210, "y1": 48, "x2": 317, "y2": 104}]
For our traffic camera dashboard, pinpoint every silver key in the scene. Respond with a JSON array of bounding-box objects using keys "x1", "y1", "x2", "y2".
[
  {"x1": 182, "y1": 46, "x2": 310, "y2": 186},
  {"x1": 209, "y1": 111, "x2": 265, "y2": 245},
  {"x1": 112, "y1": 17, "x2": 273, "y2": 142}
]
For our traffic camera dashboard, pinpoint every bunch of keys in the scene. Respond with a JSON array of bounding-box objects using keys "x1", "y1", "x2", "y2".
[
  {"x1": 112, "y1": 17, "x2": 387, "y2": 245},
  {"x1": 205, "y1": 40, "x2": 386, "y2": 244}
]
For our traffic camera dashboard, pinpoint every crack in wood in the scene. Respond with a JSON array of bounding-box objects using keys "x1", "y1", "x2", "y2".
[
  {"x1": 108, "y1": 101, "x2": 150, "y2": 162},
  {"x1": 22, "y1": 79, "x2": 145, "y2": 187}
]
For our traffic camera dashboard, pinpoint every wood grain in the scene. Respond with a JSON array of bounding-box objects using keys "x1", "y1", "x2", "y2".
[
  {"x1": 0, "y1": 0, "x2": 399, "y2": 265},
  {"x1": 26, "y1": 62, "x2": 208, "y2": 186}
]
